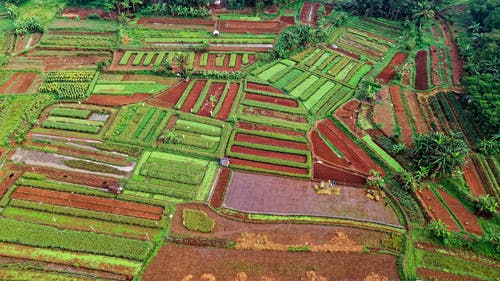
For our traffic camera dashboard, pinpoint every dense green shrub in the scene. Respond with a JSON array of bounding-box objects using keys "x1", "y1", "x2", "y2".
[
  {"x1": 13, "y1": 17, "x2": 43, "y2": 35},
  {"x1": 182, "y1": 209, "x2": 215, "y2": 233}
]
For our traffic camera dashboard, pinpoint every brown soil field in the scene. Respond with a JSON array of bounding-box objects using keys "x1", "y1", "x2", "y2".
[
  {"x1": 27, "y1": 141, "x2": 130, "y2": 166},
  {"x1": 403, "y1": 91, "x2": 428, "y2": 134},
  {"x1": 430, "y1": 46, "x2": 442, "y2": 86},
  {"x1": 224, "y1": 171, "x2": 401, "y2": 226},
  {"x1": 234, "y1": 133, "x2": 308, "y2": 150},
  {"x1": 228, "y1": 158, "x2": 309, "y2": 175},
  {"x1": 219, "y1": 20, "x2": 287, "y2": 34},
  {"x1": 242, "y1": 106, "x2": 307, "y2": 123},
  {"x1": 138, "y1": 18, "x2": 215, "y2": 26},
  {"x1": 309, "y1": 130, "x2": 351, "y2": 168},
  {"x1": 439, "y1": 22, "x2": 464, "y2": 85},
  {"x1": 194, "y1": 53, "x2": 256, "y2": 72},
  {"x1": 417, "y1": 188, "x2": 460, "y2": 231},
  {"x1": 246, "y1": 82, "x2": 283, "y2": 94},
  {"x1": 209, "y1": 168, "x2": 231, "y2": 208},
  {"x1": 440, "y1": 47, "x2": 450, "y2": 84},
  {"x1": 401, "y1": 62, "x2": 412, "y2": 86},
  {"x1": 171, "y1": 204, "x2": 392, "y2": 249},
  {"x1": 437, "y1": 189, "x2": 482, "y2": 235},
  {"x1": 12, "y1": 186, "x2": 163, "y2": 220},
  {"x1": 389, "y1": 86, "x2": 413, "y2": 144},
  {"x1": 84, "y1": 93, "x2": 151, "y2": 106},
  {"x1": 317, "y1": 119, "x2": 381, "y2": 175},
  {"x1": 372, "y1": 88, "x2": 396, "y2": 138},
  {"x1": 61, "y1": 7, "x2": 117, "y2": 20},
  {"x1": 147, "y1": 80, "x2": 189, "y2": 109},
  {"x1": 245, "y1": 92, "x2": 298, "y2": 107},
  {"x1": 417, "y1": 268, "x2": 483, "y2": 281},
  {"x1": 462, "y1": 161, "x2": 486, "y2": 197},
  {"x1": 8, "y1": 73, "x2": 38, "y2": 93},
  {"x1": 375, "y1": 52, "x2": 408, "y2": 84},
  {"x1": 16, "y1": 165, "x2": 119, "y2": 190},
  {"x1": 198, "y1": 82, "x2": 226, "y2": 117},
  {"x1": 230, "y1": 145, "x2": 307, "y2": 163},
  {"x1": 414, "y1": 50, "x2": 429, "y2": 90},
  {"x1": 237, "y1": 122, "x2": 304, "y2": 137},
  {"x1": 181, "y1": 80, "x2": 207, "y2": 113},
  {"x1": 216, "y1": 83, "x2": 239, "y2": 121},
  {"x1": 280, "y1": 16, "x2": 295, "y2": 25},
  {"x1": 0, "y1": 72, "x2": 20, "y2": 92},
  {"x1": 7, "y1": 52, "x2": 111, "y2": 71},
  {"x1": 313, "y1": 161, "x2": 368, "y2": 187},
  {"x1": 0, "y1": 170, "x2": 23, "y2": 200},
  {"x1": 334, "y1": 100, "x2": 361, "y2": 136},
  {"x1": 143, "y1": 244, "x2": 400, "y2": 281}
]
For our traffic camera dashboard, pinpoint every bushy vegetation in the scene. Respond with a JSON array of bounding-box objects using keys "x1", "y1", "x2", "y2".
[{"x1": 182, "y1": 209, "x2": 216, "y2": 233}]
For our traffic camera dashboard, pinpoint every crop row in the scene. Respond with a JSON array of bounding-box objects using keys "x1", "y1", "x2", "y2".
[
  {"x1": 42, "y1": 120, "x2": 100, "y2": 134},
  {"x1": 49, "y1": 107, "x2": 91, "y2": 119},
  {"x1": 44, "y1": 71, "x2": 95, "y2": 83},
  {"x1": 38, "y1": 82, "x2": 89, "y2": 100}
]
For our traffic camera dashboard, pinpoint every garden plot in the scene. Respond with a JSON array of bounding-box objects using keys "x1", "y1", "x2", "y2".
[
  {"x1": 224, "y1": 171, "x2": 401, "y2": 226},
  {"x1": 299, "y1": 2, "x2": 321, "y2": 26},
  {"x1": 5, "y1": 50, "x2": 112, "y2": 71},
  {"x1": 38, "y1": 70, "x2": 97, "y2": 100},
  {"x1": 40, "y1": 19, "x2": 118, "y2": 50},
  {"x1": 92, "y1": 80, "x2": 167, "y2": 96},
  {"x1": 126, "y1": 151, "x2": 217, "y2": 202},
  {"x1": 33, "y1": 104, "x2": 115, "y2": 140},
  {"x1": 0, "y1": 71, "x2": 41, "y2": 94},
  {"x1": 174, "y1": 79, "x2": 241, "y2": 121},
  {"x1": 375, "y1": 52, "x2": 408, "y2": 84},
  {"x1": 219, "y1": 18, "x2": 291, "y2": 34},
  {"x1": 137, "y1": 17, "x2": 216, "y2": 31}
]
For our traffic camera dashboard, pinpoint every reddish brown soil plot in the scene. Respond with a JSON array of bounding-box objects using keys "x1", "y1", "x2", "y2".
[
  {"x1": 18, "y1": 166, "x2": 119, "y2": 190},
  {"x1": 237, "y1": 122, "x2": 304, "y2": 137},
  {"x1": 403, "y1": 90, "x2": 428, "y2": 134},
  {"x1": 245, "y1": 92, "x2": 298, "y2": 107},
  {"x1": 417, "y1": 268, "x2": 483, "y2": 281},
  {"x1": 430, "y1": 46, "x2": 442, "y2": 86},
  {"x1": 147, "y1": 80, "x2": 188, "y2": 109},
  {"x1": 171, "y1": 203, "x2": 392, "y2": 248},
  {"x1": 462, "y1": 161, "x2": 486, "y2": 197},
  {"x1": 440, "y1": 47, "x2": 450, "y2": 84},
  {"x1": 246, "y1": 82, "x2": 283, "y2": 95},
  {"x1": 209, "y1": 168, "x2": 231, "y2": 208},
  {"x1": 8, "y1": 73, "x2": 37, "y2": 93},
  {"x1": 313, "y1": 161, "x2": 367, "y2": 187},
  {"x1": 216, "y1": 83, "x2": 240, "y2": 121},
  {"x1": 84, "y1": 93, "x2": 151, "y2": 106},
  {"x1": 439, "y1": 22, "x2": 464, "y2": 85},
  {"x1": 389, "y1": 86, "x2": 413, "y2": 144},
  {"x1": 300, "y1": 2, "x2": 321, "y2": 26},
  {"x1": 375, "y1": 52, "x2": 408, "y2": 84},
  {"x1": 137, "y1": 18, "x2": 215, "y2": 26},
  {"x1": 198, "y1": 82, "x2": 226, "y2": 117},
  {"x1": 317, "y1": 119, "x2": 382, "y2": 175},
  {"x1": 61, "y1": 7, "x2": 117, "y2": 20},
  {"x1": 194, "y1": 53, "x2": 255, "y2": 72},
  {"x1": 0, "y1": 171, "x2": 23, "y2": 200},
  {"x1": 371, "y1": 87, "x2": 396, "y2": 138},
  {"x1": 231, "y1": 146, "x2": 307, "y2": 163},
  {"x1": 219, "y1": 20, "x2": 287, "y2": 34},
  {"x1": 12, "y1": 186, "x2": 163, "y2": 220},
  {"x1": 414, "y1": 50, "x2": 429, "y2": 90},
  {"x1": 224, "y1": 171, "x2": 401, "y2": 226},
  {"x1": 180, "y1": 80, "x2": 207, "y2": 112},
  {"x1": 229, "y1": 158, "x2": 309, "y2": 175},
  {"x1": 417, "y1": 188, "x2": 460, "y2": 232},
  {"x1": 437, "y1": 189, "x2": 482, "y2": 235},
  {"x1": 0, "y1": 73, "x2": 20, "y2": 93},
  {"x1": 234, "y1": 133, "x2": 308, "y2": 151},
  {"x1": 242, "y1": 106, "x2": 307, "y2": 123},
  {"x1": 309, "y1": 130, "x2": 351, "y2": 168},
  {"x1": 143, "y1": 244, "x2": 400, "y2": 281},
  {"x1": 334, "y1": 100, "x2": 361, "y2": 136}
]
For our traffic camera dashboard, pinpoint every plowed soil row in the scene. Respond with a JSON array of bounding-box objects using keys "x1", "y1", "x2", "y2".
[
  {"x1": 389, "y1": 86, "x2": 413, "y2": 144},
  {"x1": 313, "y1": 161, "x2": 367, "y2": 187},
  {"x1": 229, "y1": 158, "x2": 309, "y2": 175},
  {"x1": 242, "y1": 106, "x2": 307, "y2": 123},
  {"x1": 417, "y1": 268, "x2": 482, "y2": 281},
  {"x1": 334, "y1": 100, "x2": 361, "y2": 136},
  {"x1": 17, "y1": 165, "x2": 119, "y2": 190},
  {"x1": 462, "y1": 161, "x2": 486, "y2": 197},
  {"x1": 219, "y1": 20, "x2": 287, "y2": 34},
  {"x1": 403, "y1": 90, "x2": 428, "y2": 134},
  {"x1": 417, "y1": 188, "x2": 460, "y2": 231},
  {"x1": 12, "y1": 186, "x2": 163, "y2": 220},
  {"x1": 85, "y1": 93, "x2": 151, "y2": 106},
  {"x1": 414, "y1": 50, "x2": 429, "y2": 90},
  {"x1": 439, "y1": 22, "x2": 464, "y2": 85},
  {"x1": 437, "y1": 189, "x2": 482, "y2": 235},
  {"x1": 194, "y1": 53, "x2": 255, "y2": 72},
  {"x1": 230, "y1": 145, "x2": 307, "y2": 163},
  {"x1": 138, "y1": 18, "x2": 215, "y2": 26},
  {"x1": 234, "y1": 133, "x2": 308, "y2": 150},
  {"x1": 216, "y1": 83, "x2": 239, "y2": 121},
  {"x1": 180, "y1": 80, "x2": 206, "y2": 112},
  {"x1": 309, "y1": 130, "x2": 351, "y2": 168},
  {"x1": 375, "y1": 52, "x2": 408, "y2": 84},
  {"x1": 440, "y1": 47, "x2": 450, "y2": 84},
  {"x1": 430, "y1": 46, "x2": 442, "y2": 86},
  {"x1": 209, "y1": 168, "x2": 231, "y2": 208},
  {"x1": 236, "y1": 122, "x2": 304, "y2": 137},
  {"x1": 198, "y1": 82, "x2": 226, "y2": 117},
  {"x1": 0, "y1": 171, "x2": 23, "y2": 200},
  {"x1": 371, "y1": 88, "x2": 396, "y2": 138},
  {"x1": 317, "y1": 119, "x2": 382, "y2": 175},
  {"x1": 245, "y1": 92, "x2": 298, "y2": 107},
  {"x1": 147, "y1": 80, "x2": 188, "y2": 109},
  {"x1": 246, "y1": 82, "x2": 283, "y2": 94}
]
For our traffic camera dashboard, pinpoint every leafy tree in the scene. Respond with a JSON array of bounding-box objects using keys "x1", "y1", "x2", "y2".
[
  {"x1": 366, "y1": 170, "x2": 385, "y2": 189},
  {"x1": 272, "y1": 25, "x2": 326, "y2": 59},
  {"x1": 411, "y1": 132, "x2": 470, "y2": 177},
  {"x1": 478, "y1": 133, "x2": 500, "y2": 155},
  {"x1": 428, "y1": 219, "x2": 451, "y2": 241},
  {"x1": 462, "y1": 74, "x2": 500, "y2": 134}
]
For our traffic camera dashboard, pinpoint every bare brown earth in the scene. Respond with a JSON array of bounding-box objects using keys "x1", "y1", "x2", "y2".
[
  {"x1": 143, "y1": 244, "x2": 400, "y2": 281},
  {"x1": 223, "y1": 171, "x2": 401, "y2": 226}
]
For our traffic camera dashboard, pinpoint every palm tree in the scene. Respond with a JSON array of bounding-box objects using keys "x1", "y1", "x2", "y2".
[
  {"x1": 428, "y1": 219, "x2": 450, "y2": 240},
  {"x1": 413, "y1": 1, "x2": 436, "y2": 30}
]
